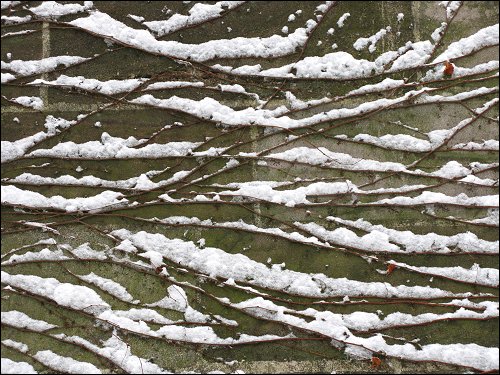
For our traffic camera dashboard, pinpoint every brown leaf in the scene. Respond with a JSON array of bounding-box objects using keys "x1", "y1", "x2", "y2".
[
  {"x1": 155, "y1": 265, "x2": 166, "y2": 274},
  {"x1": 444, "y1": 60, "x2": 454, "y2": 76},
  {"x1": 371, "y1": 356, "x2": 382, "y2": 369},
  {"x1": 386, "y1": 264, "x2": 397, "y2": 275}
]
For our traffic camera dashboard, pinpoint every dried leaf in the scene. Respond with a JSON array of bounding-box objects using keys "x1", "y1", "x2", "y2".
[
  {"x1": 444, "y1": 60, "x2": 454, "y2": 76},
  {"x1": 371, "y1": 356, "x2": 382, "y2": 369},
  {"x1": 386, "y1": 263, "x2": 397, "y2": 275}
]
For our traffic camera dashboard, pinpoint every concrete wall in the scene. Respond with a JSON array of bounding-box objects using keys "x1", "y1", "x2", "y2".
[{"x1": 1, "y1": 1, "x2": 498, "y2": 373}]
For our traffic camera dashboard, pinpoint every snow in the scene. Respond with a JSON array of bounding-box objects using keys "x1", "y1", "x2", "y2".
[
  {"x1": 70, "y1": 11, "x2": 312, "y2": 62},
  {"x1": 423, "y1": 59, "x2": 498, "y2": 80},
  {"x1": 2, "y1": 132, "x2": 49, "y2": 163},
  {"x1": 69, "y1": 243, "x2": 108, "y2": 260},
  {"x1": 146, "y1": 81, "x2": 205, "y2": 90},
  {"x1": 1, "y1": 271, "x2": 110, "y2": 311},
  {"x1": 265, "y1": 146, "x2": 497, "y2": 183},
  {"x1": 78, "y1": 272, "x2": 136, "y2": 302},
  {"x1": 452, "y1": 139, "x2": 499, "y2": 150},
  {"x1": 2, "y1": 29, "x2": 35, "y2": 37},
  {"x1": 144, "y1": 1, "x2": 244, "y2": 37},
  {"x1": 1, "y1": 72, "x2": 16, "y2": 83},
  {"x1": 353, "y1": 26, "x2": 391, "y2": 53},
  {"x1": 459, "y1": 174, "x2": 497, "y2": 187},
  {"x1": 110, "y1": 228, "x2": 480, "y2": 300},
  {"x1": 218, "y1": 84, "x2": 247, "y2": 94},
  {"x1": 1, "y1": 15, "x2": 31, "y2": 24},
  {"x1": 234, "y1": 296, "x2": 498, "y2": 333},
  {"x1": 236, "y1": 38, "x2": 492, "y2": 79},
  {"x1": 347, "y1": 114, "x2": 480, "y2": 152},
  {"x1": 266, "y1": 147, "x2": 407, "y2": 172},
  {"x1": 218, "y1": 180, "x2": 359, "y2": 206},
  {"x1": 347, "y1": 78, "x2": 405, "y2": 95},
  {"x1": 471, "y1": 209, "x2": 499, "y2": 226},
  {"x1": 370, "y1": 191, "x2": 498, "y2": 207},
  {"x1": 10, "y1": 96, "x2": 43, "y2": 110},
  {"x1": 2, "y1": 248, "x2": 69, "y2": 264},
  {"x1": 261, "y1": 51, "x2": 383, "y2": 79},
  {"x1": 127, "y1": 14, "x2": 145, "y2": 23},
  {"x1": 57, "y1": 334, "x2": 169, "y2": 373},
  {"x1": 1, "y1": 310, "x2": 57, "y2": 331},
  {"x1": 29, "y1": 75, "x2": 146, "y2": 95},
  {"x1": 297, "y1": 221, "x2": 400, "y2": 253},
  {"x1": 337, "y1": 13, "x2": 350, "y2": 28},
  {"x1": 445, "y1": 1, "x2": 462, "y2": 19},
  {"x1": 130, "y1": 87, "x2": 444, "y2": 129},
  {"x1": 227, "y1": 296, "x2": 499, "y2": 370},
  {"x1": 1, "y1": 1, "x2": 21, "y2": 10},
  {"x1": 157, "y1": 179, "x2": 468, "y2": 208},
  {"x1": 28, "y1": 1, "x2": 93, "y2": 18},
  {"x1": 430, "y1": 161, "x2": 475, "y2": 179},
  {"x1": 326, "y1": 216, "x2": 498, "y2": 254},
  {"x1": 391, "y1": 262, "x2": 498, "y2": 287},
  {"x1": 2, "y1": 340, "x2": 28, "y2": 354},
  {"x1": 94, "y1": 305, "x2": 287, "y2": 345},
  {"x1": 389, "y1": 41, "x2": 434, "y2": 71},
  {"x1": 1, "y1": 56, "x2": 90, "y2": 77},
  {"x1": 431, "y1": 22, "x2": 447, "y2": 42},
  {"x1": 1, "y1": 185, "x2": 129, "y2": 212},
  {"x1": 433, "y1": 24, "x2": 499, "y2": 63},
  {"x1": 112, "y1": 308, "x2": 173, "y2": 325},
  {"x1": 0, "y1": 358, "x2": 37, "y2": 374},
  {"x1": 5, "y1": 168, "x2": 196, "y2": 192},
  {"x1": 130, "y1": 94, "x2": 291, "y2": 127},
  {"x1": 33, "y1": 350, "x2": 101, "y2": 374},
  {"x1": 285, "y1": 91, "x2": 330, "y2": 110},
  {"x1": 159, "y1": 215, "x2": 326, "y2": 247},
  {"x1": 146, "y1": 285, "x2": 188, "y2": 311},
  {"x1": 27, "y1": 132, "x2": 201, "y2": 159},
  {"x1": 1, "y1": 239, "x2": 58, "y2": 261},
  {"x1": 414, "y1": 87, "x2": 498, "y2": 106}
]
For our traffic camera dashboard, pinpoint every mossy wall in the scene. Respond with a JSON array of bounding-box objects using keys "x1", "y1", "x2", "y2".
[{"x1": 1, "y1": 1, "x2": 498, "y2": 373}]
